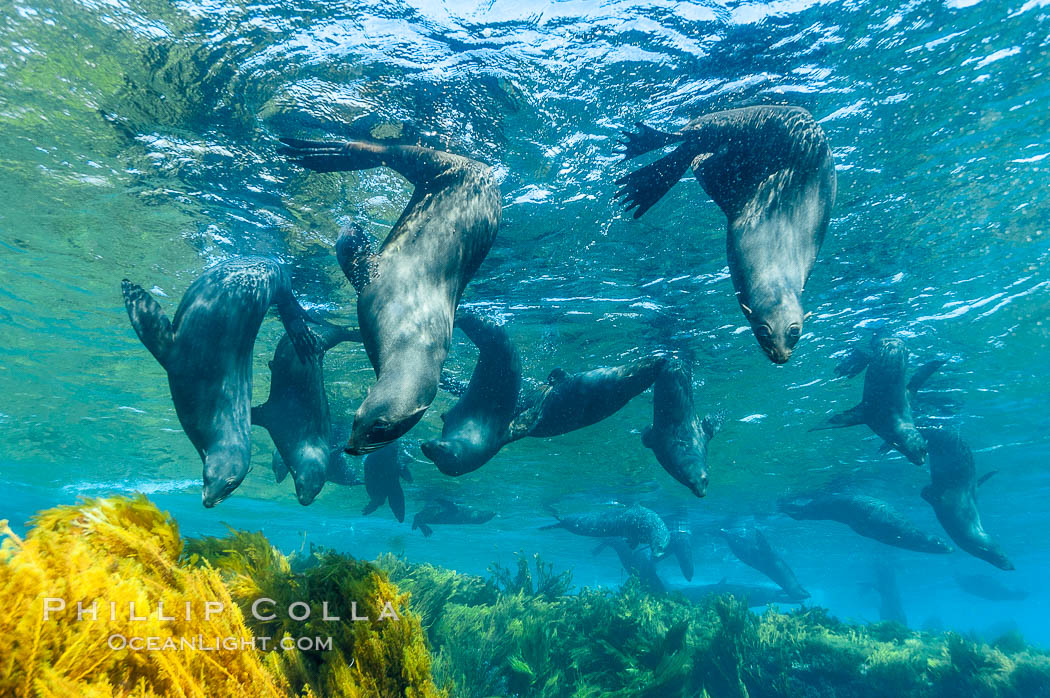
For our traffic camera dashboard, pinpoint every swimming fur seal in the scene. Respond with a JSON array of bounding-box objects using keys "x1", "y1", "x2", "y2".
[
  {"x1": 541, "y1": 504, "x2": 671, "y2": 558},
  {"x1": 279, "y1": 138, "x2": 500, "y2": 454},
  {"x1": 643, "y1": 359, "x2": 721, "y2": 497},
  {"x1": 615, "y1": 106, "x2": 836, "y2": 363},
  {"x1": 812, "y1": 337, "x2": 928, "y2": 465},
  {"x1": 361, "y1": 442, "x2": 413, "y2": 522},
  {"x1": 512, "y1": 357, "x2": 667, "y2": 438},
  {"x1": 672, "y1": 581, "x2": 802, "y2": 608},
  {"x1": 955, "y1": 574, "x2": 1028, "y2": 602},
  {"x1": 718, "y1": 525, "x2": 810, "y2": 600},
  {"x1": 868, "y1": 562, "x2": 908, "y2": 625},
  {"x1": 779, "y1": 493, "x2": 952, "y2": 554},
  {"x1": 121, "y1": 257, "x2": 318, "y2": 508},
  {"x1": 412, "y1": 498, "x2": 496, "y2": 538},
  {"x1": 921, "y1": 427, "x2": 1013, "y2": 570},
  {"x1": 253, "y1": 324, "x2": 360, "y2": 505},
  {"x1": 271, "y1": 448, "x2": 362, "y2": 487},
  {"x1": 668, "y1": 529, "x2": 695, "y2": 582},
  {"x1": 421, "y1": 313, "x2": 522, "y2": 476}
]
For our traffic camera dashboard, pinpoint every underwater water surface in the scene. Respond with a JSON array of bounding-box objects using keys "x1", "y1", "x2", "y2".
[{"x1": 2, "y1": 0, "x2": 1049, "y2": 663}]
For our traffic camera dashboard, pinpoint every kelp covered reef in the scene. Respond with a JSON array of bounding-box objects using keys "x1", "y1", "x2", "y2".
[{"x1": 2, "y1": 497, "x2": 1050, "y2": 698}]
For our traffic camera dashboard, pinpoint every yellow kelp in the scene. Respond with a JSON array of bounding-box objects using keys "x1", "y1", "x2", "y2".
[{"x1": 0, "y1": 495, "x2": 287, "y2": 697}]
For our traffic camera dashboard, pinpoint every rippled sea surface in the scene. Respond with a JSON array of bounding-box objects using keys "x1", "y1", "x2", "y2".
[{"x1": 2, "y1": 0, "x2": 1048, "y2": 644}]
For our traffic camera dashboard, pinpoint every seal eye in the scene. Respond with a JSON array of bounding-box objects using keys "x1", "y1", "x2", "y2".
[
  {"x1": 755, "y1": 324, "x2": 772, "y2": 340},
  {"x1": 787, "y1": 324, "x2": 802, "y2": 346}
]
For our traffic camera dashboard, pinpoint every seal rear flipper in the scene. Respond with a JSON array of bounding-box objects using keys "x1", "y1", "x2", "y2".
[
  {"x1": 274, "y1": 281, "x2": 322, "y2": 363},
  {"x1": 335, "y1": 226, "x2": 379, "y2": 294},
  {"x1": 388, "y1": 485, "x2": 406, "y2": 523},
  {"x1": 810, "y1": 405, "x2": 865, "y2": 431},
  {"x1": 616, "y1": 122, "x2": 685, "y2": 162},
  {"x1": 615, "y1": 142, "x2": 701, "y2": 219},
  {"x1": 121, "y1": 280, "x2": 175, "y2": 369}
]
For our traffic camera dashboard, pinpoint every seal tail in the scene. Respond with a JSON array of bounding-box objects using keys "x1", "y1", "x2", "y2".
[
  {"x1": 121, "y1": 280, "x2": 175, "y2": 369},
  {"x1": 616, "y1": 123, "x2": 685, "y2": 162},
  {"x1": 614, "y1": 141, "x2": 699, "y2": 219}
]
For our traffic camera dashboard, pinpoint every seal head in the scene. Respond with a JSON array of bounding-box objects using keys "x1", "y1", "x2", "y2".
[{"x1": 743, "y1": 292, "x2": 803, "y2": 365}]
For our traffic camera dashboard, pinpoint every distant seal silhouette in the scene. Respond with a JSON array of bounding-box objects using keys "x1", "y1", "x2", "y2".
[
  {"x1": 512, "y1": 357, "x2": 667, "y2": 438},
  {"x1": 253, "y1": 324, "x2": 360, "y2": 505},
  {"x1": 643, "y1": 359, "x2": 720, "y2": 497},
  {"x1": 593, "y1": 538, "x2": 665, "y2": 592},
  {"x1": 616, "y1": 106, "x2": 836, "y2": 363},
  {"x1": 780, "y1": 493, "x2": 952, "y2": 554},
  {"x1": 121, "y1": 257, "x2": 318, "y2": 508},
  {"x1": 412, "y1": 499, "x2": 495, "y2": 538},
  {"x1": 421, "y1": 313, "x2": 522, "y2": 476},
  {"x1": 541, "y1": 504, "x2": 671, "y2": 558},
  {"x1": 668, "y1": 529, "x2": 695, "y2": 582},
  {"x1": 955, "y1": 574, "x2": 1028, "y2": 602},
  {"x1": 718, "y1": 526, "x2": 810, "y2": 600},
  {"x1": 280, "y1": 138, "x2": 501, "y2": 454},
  {"x1": 921, "y1": 427, "x2": 1013, "y2": 570},
  {"x1": 867, "y1": 562, "x2": 908, "y2": 625},
  {"x1": 361, "y1": 442, "x2": 413, "y2": 522},
  {"x1": 812, "y1": 337, "x2": 928, "y2": 465},
  {"x1": 673, "y1": 580, "x2": 801, "y2": 608}
]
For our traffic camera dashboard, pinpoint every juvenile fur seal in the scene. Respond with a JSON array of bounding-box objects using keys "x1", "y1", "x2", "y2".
[
  {"x1": 421, "y1": 313, "x2": 522, "y2": 476},
  {"x1": 541, "y1": 504, "x2": 671, "y2": 558},
  {"x1": 361, "y1": 442, "x2": 413, "y2": 522},
  {"x1": 643, "y1": 359, "x2": 720, "y2": 497},
  {"x1": 616, "y1": 106, "x2": 836, "y2": 363},
  {"x1": 812, "y1": 337, "x2": 927, "y2": 465},
  {"x1": 921, "y1": 427, "x2": 1013, "y2": 570},
  {"x1": 279, "y1": 138, "x2": 500, "y2": 454},
  {"x1": 718, "y1": 526, "x2": 810, "y2": 600},
  {"x1": 253, "y1": 324, "x2": 360, "y2": 505},
  {"x1": 512, "y1": 357, "x2": 667, "y2": 438},
  {"x1": 412, "y1": 498, "x2": 496, "y2": 538},
  {"x1": 121, "y1": 257, "x2": 318, "y2": 508},
  {"x1": 780, "y1": 493, "x2": 952, "y2": 554}
]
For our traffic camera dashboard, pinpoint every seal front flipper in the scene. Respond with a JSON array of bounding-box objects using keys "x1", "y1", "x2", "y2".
[
  {"x1": 388, "y1": 483, "x2": 406, "y2": 523},
  {"x1": 616, "y1": 122, "x2": 685, "y2": 162},
  {"x1": 270, "y1": 449, "x2": 289, "y2": 483},
  {"x1": 121, "y1": 280, "x2": 174, "y2": 369},
  {"x1": 907, "y1": 359, "x2": 946, "y2": 399},
  {"x1": 810, "y1": 405, "x2": 865, "y2": 431},
  {"x1": 335, "y1": 225, "x2": 379, "y2": 294},
  {"x1": 362, "y1": 497, "x2": 383, "y2": 517},
  {"x1": 273, "y1": 277, "x2": 322, "y2": 363},
  {"x1": 615, "y1": 142, "x2": 702, "y2": 219}
]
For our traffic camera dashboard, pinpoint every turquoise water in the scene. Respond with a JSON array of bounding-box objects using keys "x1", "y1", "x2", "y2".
[{"x1": 1, "y1": 0, "x2": 1049, "y2": 649}]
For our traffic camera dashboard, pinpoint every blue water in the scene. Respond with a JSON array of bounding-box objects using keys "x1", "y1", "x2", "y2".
[{"x1": 2, "y1": 0, "x2": 1049, "y2": 648}]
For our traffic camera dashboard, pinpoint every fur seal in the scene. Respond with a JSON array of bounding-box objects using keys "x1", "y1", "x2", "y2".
[
  {"x1": 780, "y1": 493, "x2": 952, "y2": 554},
  {"x1": 593, "y1": 538, "x2": 665, "y2": 592},
  {"x1": 812, "y1": 337, "x2": 928, "y2": 465},
  {"x1": 868, "y1": 563, "x2": 907, "y2": 625},
  {"x1": 253, "y1": 324, "x2": 360, "y2": 505},
  {"x1": 921, "y1": 427, "x2": 1013, "y2": 570},
  {"x1": 642, "y1": 359, "x2": 720, "y2": 497},
  {"x1": 955, "y1": 574, "x2": 1028, "y2": 602},
  {"x1": 121, "y1": 257, "x2": 318, "y2": 508},
  {"x1": 512, "y1": 357, "x2": 667, "y2": 439},
  {"x1": 668, "y1": 529, "x2": 695, "y2": 582},
  {"x1": 361, "y1": 442, "x2": 413, "y2": 522},
  {"x1": 616, "y1": 106, "x2": 836, "y2": 363},
  {"x1": 271, "y1": 448, "x2": 362, "y2": 487},
  {"x1": 412, "y1": 498, "x2": 496, "y2": 538},
  {"x1": 718, "y1": 526, "x2": 810, "y2": 600},
  {"x1": 279, "y1": 138, "x2": 501, "y2": 454},
  {"x1": 540, "y1": 504, "x2": 671, "y2": 558},
  {"x1": 421, "y1": 313, "x2": 522, "y2": 476}
]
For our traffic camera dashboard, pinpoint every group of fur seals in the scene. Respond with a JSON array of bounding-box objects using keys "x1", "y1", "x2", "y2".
[
  {"x1": 780, "y1": 493, "x2": 952, "y2": 554},
  {"x1": 718, "y1": 525, "x2": 810, "y2": 601},
  {"x1": 122, "y1": 258, "x2": 319, "y2": 508},
  {"x1": 616, "y1": 106, "x2": 836, "y2": 364},
  {"x1": 279, "y1": 138, "x2": 501, "y2": 455}
]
